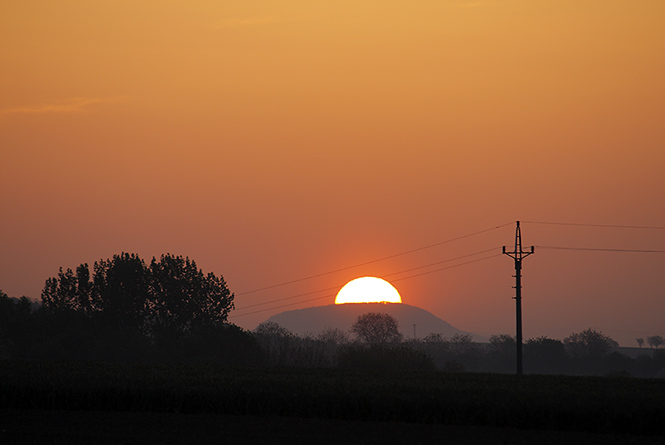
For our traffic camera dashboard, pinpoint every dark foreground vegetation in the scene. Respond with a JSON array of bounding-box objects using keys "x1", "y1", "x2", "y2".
[
  {"x1": 3, "y1": 252, "x2": 664, "y2": 377},
  {"x1": 1, "y1": 360, "x2": 665, "y2": 439}
]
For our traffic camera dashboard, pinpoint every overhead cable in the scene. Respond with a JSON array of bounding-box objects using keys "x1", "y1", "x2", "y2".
[
  {"x1": 229, "y1": 252, "x2": 502, "y2": 319},
  {"x1": 523, "y1": 221, "x2": 665, "y2": 230},
  {"x1": 236, "y1": 222, "x2": 513, "y2": 296},
  {"x1": 233, "y1": 248, "x2": 499, "y2": 313},
  {"x1": 536, "y1": 246, "x2": 665, "y2": 253}
]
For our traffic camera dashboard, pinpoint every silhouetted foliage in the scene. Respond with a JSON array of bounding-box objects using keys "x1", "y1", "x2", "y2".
[
  {"x1": 448, "y1": 334, "x2": 482, "y2": 371},
  {"x1": 351, "y1": 312, "x2": 402, "y2": 345},
  {"x1": 317, "y1": 327, "x2": 350, "y2": 345},
  {"x1": 42, "y1": 268, "x2": 81, "y2": 313},
  {"x1": 28, "y1": 253, "x2": 245, "y2": 363},
  {"x1": 653, "y1": 350, "x2": 665, "y2": 377},
  {"x1": 406, "y1": 333, "x2": 479, "y2": 372},
  {"x1": 252, "y1": 322, "x2": 330, "y2": 367},
  {"x1": 564, "y1": 329, "x2": 618, "y2": 359},
  {"x1": 173, "y1": 324, "x2": 263, "y2": 366},
  {"x1": 487, "y1": 334, "x2": 516, "y2": 373},
  {"x1": 0, "y1": 291, "x2": 38, "y2": 359},
  {"x1": 407, "y1": 333, "x2": 456, "y2": 370},
  {"x1": 489, "y1": 334, "x2": 516, "y2": 354},
  {"x1": 92, "y1": 254, "x2": 150, "y2": 329},
  {"x1": 41, "y1": 252, "x2": 234, "y2": 337},
  {"x1": 636, "y1": 337, "x2": 645, "y2": 348},
  {"x1": 315, "y1": 327, "x2": 349, "y2": 367},
  {"x1": 254, "y1": 321, "x2": 292, "y2": 338},
  {"x1": 148, "y1": 254, "x2": 234, "y2": 338},
  {"x1": 524, "y1": 336, "x2": 568, "y2": 374},
  {"x1": 563, "y1": 329, "x2": 619, "y2": 375},
  {"x1": 338, "y1": 344, "x2": 435, "y2": 372},
  {"x1": 647, "y1": 335, "x2": 664, "y2": 349},
  {"x1": 10, "y1": 275, "x2": 665, "y2": 376}
]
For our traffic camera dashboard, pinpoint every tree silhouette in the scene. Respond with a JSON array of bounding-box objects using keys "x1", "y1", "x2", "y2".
[
  {"x1": 524, "y1": 336, "x2": 567, "y2": 374},
  {"x1": 0, "y1": 291, "x2": 36, "y2": 359},
  {"x1": 564, "y1": 329, "x2": 618, "y2": 359},
  {"x1": 93, "y1": 254, "x2": 150, "y2": 329},
  {"x1": 41, "y1": 252, "x2": 234, "y2": 337},
  {"x1": 253, "y1": 321, "x2": 293, "y2": 338},
  {"x1": 338, "y1": 343, "x2": 435, "y2": 371},
  {"x1": 488, "y1": 334, "x2": 516, "y2": 372},
  {"x1": 489, "y1": 334, "x2": 516, "y2": 356},
  {"x1": 647, "y1": 335, "x2": 664, "y2": 349},
  {"x1": 636, "y1": 338, "x2": 645, "y2": 348},
  {"x1": 351, "y1": 312, "x2": 402, "y2": 345},
  {"x1": 317, "y1": 327, "x2": 349, "y2": 345},
  {"x1": 42, "y1": 267, "x2": 80, "y2": 312},
  {"x1": 148, "y1": 254, "x2": 234, "y2": 338}
]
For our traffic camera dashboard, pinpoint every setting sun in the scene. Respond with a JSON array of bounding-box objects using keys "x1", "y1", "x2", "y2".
[{"x1": 335, "y1": 277, "x2": 402, "y2": 304}]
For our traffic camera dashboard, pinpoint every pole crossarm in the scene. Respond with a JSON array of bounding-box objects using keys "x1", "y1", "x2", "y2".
[{"x1": 502, "y1": 221, "x2": 534, "y2": 260}]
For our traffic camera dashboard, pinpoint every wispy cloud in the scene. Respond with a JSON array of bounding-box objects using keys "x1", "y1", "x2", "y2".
[
  {"x1": 459, "y1": 2, "x2": 484, "y2": 8},
  {"x1": 214, "y1": 16, "x2": 304, "y2": 29},
  {"x1": 0, "y1": 96, "x2": 129, "y2": 116}
]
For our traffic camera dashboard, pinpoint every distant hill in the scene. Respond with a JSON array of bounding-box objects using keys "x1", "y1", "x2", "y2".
[{"x1": 263, "y1": 303, "x2": 485, "y2": 342}]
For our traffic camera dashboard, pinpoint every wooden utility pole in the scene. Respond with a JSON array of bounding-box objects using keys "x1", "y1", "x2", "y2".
[{"x1": 503, "y1": 221, "x2": 534, "y2": 375}]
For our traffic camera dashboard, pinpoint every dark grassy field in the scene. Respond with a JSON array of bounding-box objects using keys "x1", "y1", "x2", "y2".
[
  {"x1": 1, "y1": 361, "x2": 664, "y2": 443},
  {"x1": 5, "y1": 410, "x2": 665, "y2": 445}
]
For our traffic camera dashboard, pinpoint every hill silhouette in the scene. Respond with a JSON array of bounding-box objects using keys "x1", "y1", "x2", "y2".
[{"x1": 264, "y1": 303, "x2": 485, "y2": 341}]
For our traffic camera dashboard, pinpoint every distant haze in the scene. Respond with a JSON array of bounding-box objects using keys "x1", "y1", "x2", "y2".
[{"x1": 264, "y1": 303, "x2": 486, "y2": 342}]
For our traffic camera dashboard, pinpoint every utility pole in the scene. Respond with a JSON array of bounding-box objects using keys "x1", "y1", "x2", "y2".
[{"x1": 503, "y1": 221, "x2": 534, "y2": 375}]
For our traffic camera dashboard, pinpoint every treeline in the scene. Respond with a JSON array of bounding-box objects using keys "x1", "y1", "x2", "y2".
[
  {"x1": 3, "y1": 287, "x2": 665, "y2": 376},
  {"x1": 1, "y1": 253, "x2": 260, "y2": 364},
  {"x1": 251, "y1": 321, "x2": 665, "y2": 377},
  {"x1": 2, "y1": 253, "x2": 664, "y2": 377}
]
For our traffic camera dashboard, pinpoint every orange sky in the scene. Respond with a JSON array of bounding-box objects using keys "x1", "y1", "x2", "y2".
[{"x1": 2, "y1": 1, "x2": 664, "y2": 345}]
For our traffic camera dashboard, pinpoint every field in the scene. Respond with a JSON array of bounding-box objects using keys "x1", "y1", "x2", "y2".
[{"x1": 1, "y1": 361, "x2": 664, "y2": 443}]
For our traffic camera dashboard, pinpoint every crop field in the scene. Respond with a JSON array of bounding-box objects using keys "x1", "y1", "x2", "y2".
[{"x1": 1, "y1": 361, "x2": 664, "y2": 443}]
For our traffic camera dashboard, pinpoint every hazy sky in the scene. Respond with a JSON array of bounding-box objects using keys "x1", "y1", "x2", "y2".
[{"x1": 2, "y1": 1, "x2": 664, "y2": 345}]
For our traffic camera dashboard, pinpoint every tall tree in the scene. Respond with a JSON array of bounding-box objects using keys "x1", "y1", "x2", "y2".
[
  {"x1": 647, "y1": 335, "x2": 664, "y2": 349},
  {"x1": 564, "y1": 329, "x2": 618, "y2": 359},
  {"x1": 489, "y1": 334, "x2": 516, "y2": 356},
  {"x1": 42, "y1": 267, "x2": 79, "y2": 312},
  {"x1": 41, "y1": 252, "x2": 234, "y2": 337},
  {"x1": 0, "y1": 290, "x2": 36, "y2": 358},
  {"x1": 351, "y1": 312, "x2": 402, "y2": 345},
  {"x1": 92, "y1": 254, "x2": 149, "y2": 329},
  {"x1": 524, "y1": 336, "x2": 568, "y2": 374},
  {"x1": 487, "y1": 334, "x2": 516, "y2": 372},
  {"x1": 148, "y1": 254, "x2": 234, "y2": 335}
]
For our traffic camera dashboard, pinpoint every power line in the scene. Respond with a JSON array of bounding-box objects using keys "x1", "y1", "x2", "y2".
[
  {"x1": 231, "y1": 247, "x2": 497, "y2": 311},
  {"x1": 523, "y1": 221, "x2": 665, "y2": 230},
  {"x1": 383, "y1": 247, "x2": 500, "y2": 278},
  {"x1": 229, "y1": 253, "x2": 502, "y2": 319},
  {"x1": 390, "y1": 253, "x2": 502, "y2": 283},
  {"x1": 232, "y1": 248, "x2": 499, "y2": 313},
  {"x1": 230, "y1": 294, "x2": 336, "y2": 319},
  {"x1": 234, "y1": 286, "x2": 340, "y2": 311},
  {"x1": 231, "y1": 225, "x2": 664, "y2": 317},
  {"x1": 236, "y1": 222, "x2": 513, "y2": 296},
  {"x1": 536, "y1": 246, "x2": 665, "y2": 253}
]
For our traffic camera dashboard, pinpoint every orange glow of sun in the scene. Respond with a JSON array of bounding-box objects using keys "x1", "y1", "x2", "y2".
[{"x1": 334, "y1": 277, "x2": 402, "y2": 304}]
